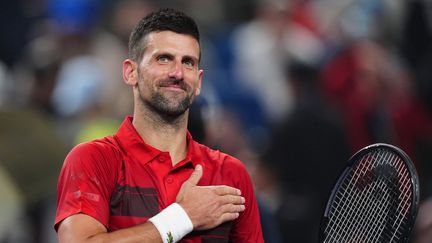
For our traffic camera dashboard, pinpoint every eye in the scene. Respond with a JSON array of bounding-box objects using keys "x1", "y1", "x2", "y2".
[
  {"x1": 183, "y1": 58, "x2": 195, "y2": 68},
  {"x1": 157, "y1": 54, "x2": 171, "y2": 63}
]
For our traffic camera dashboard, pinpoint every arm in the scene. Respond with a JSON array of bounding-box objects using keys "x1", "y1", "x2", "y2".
[
  {"x1": 58, "y1": 165, "x2": 245, "y2": 243},
  {"x1": 58, "y1": 214, "x2": 161, "y2": 243}
]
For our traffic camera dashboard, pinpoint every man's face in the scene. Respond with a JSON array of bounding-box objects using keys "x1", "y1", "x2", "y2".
[{"x1": 135, "y1": 31, "x2": 202, "y2": 117}]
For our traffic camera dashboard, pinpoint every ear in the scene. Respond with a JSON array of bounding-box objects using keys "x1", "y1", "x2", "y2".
[
  {"x1": 123, "y1": 59, "x2": 138, "y2": 86},
  {"x1": 194, "y1": 69, "x2": 203, "y2": 96}
]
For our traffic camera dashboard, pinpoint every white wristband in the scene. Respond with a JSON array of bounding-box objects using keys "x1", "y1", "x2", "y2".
[{"x1": 149, "y1": 203, "x2": 193, "y2": 243}]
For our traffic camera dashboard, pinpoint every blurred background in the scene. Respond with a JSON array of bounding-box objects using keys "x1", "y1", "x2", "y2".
[{"x1": 1, "y1": 0, "x2": 432, "y2": 242}]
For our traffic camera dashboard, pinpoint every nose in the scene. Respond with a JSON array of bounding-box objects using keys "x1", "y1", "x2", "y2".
[{"x1": 168, "y1": 61, "x2": 184, "y2": 80}]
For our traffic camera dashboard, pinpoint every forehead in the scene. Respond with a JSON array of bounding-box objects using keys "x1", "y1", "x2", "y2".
[{"x1": 143, "y1": 31, "x2": 200, "y2": 59}]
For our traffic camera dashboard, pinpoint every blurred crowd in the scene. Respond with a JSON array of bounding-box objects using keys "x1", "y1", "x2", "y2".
[{"x1": 1, "y1": 0, "x2": 432, "y2": 242}]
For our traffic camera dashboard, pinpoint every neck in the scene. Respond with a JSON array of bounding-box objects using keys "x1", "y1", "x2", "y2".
[{"x1": 132, "y1": 106, "x2": 189, "y2": 166}]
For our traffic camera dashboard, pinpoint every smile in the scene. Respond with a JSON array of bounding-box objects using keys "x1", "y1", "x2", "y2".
[{"x1": 160, "y1": 85, "x2": 187, "y2": 93}]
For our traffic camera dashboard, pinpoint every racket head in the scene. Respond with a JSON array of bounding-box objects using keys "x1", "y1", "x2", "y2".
[{"x1": 319, "y1": 143, "x2": 420, "y2": 243}]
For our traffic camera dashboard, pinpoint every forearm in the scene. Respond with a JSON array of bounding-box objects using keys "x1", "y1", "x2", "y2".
[
  {"x1": 58, "y1": 214, "x2": 162, "y2": 243},
  {"x1": 85, "y1": 222, "x2": 162, "y2": 243},
  {"x1": 59, "y1": 203, "x2": 193, "y2": 243}
]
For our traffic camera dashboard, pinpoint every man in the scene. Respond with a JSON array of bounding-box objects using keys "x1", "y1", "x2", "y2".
[{"x1": 55, "y1": 8, "x2": 264, "y2": 243}]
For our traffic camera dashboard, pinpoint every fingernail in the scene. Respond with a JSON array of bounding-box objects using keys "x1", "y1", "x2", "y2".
[
  {"x1": 237, "y1": 189, "x2": 241, "y2": 195},
  {"x1": 241, "y1": 197, "x2": 245, "y2": 203}
]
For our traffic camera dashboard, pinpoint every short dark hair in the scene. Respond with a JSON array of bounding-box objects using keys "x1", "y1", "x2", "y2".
[{"x1": 128, "y1": 8, "x2": 200, "y2": 61}]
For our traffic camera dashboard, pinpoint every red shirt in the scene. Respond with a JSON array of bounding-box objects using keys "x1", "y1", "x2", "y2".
[{"x1": 55, "y1": 116, "x2": 264, "y2": 242}]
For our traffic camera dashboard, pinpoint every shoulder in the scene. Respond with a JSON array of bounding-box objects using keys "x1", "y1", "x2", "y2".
[
  {"x1": 68, "y1": 135, "x2": 120, "y2": 157},
  {"x1": 63, "y1": 136, "x2": 122, "y2": 170}
]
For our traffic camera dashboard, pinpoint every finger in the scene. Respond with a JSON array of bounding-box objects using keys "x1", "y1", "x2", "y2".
[
  {"x1": 213, "y1": 186, "x2": 241, "y2": 196},
  {"x1": 219, "y1": 203, "x2": 246, "y2": 214},
  {"x1": 219, "y1": 212, "x2": 240, "y2": 224},
  {"x1": 184, "y1": 164, "x2": 203, "y2": 186},
  {"x1": 219, "y1": 195, "x2": 245, "y2": 205}
]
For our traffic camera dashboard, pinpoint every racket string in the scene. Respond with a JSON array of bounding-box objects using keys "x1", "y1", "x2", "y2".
[
  {"x1": 325, "y1": 152, "x2": 378, "y2": 242},
  {"x1": 388, "y1": 160, "x2": 413, "y2": 241},
  {"x1": 341, "y1": 151, "x2": 393, "y2": 242},
  {"x1": 326, "y1": 151, "x2": 383, "y2": 242},
  {"x1": 326, "y1": 158, "x2": 366, "y2": 241}
]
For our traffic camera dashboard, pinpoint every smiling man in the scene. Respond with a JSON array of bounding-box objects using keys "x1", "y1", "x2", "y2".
[{"x1": 54, "y1": 8, "x2": 264, "y2": 243}]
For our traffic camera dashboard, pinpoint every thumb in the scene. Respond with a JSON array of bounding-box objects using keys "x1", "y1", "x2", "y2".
[{"x1": 185, "y1": 164, "x2": 203, "y2": 186}]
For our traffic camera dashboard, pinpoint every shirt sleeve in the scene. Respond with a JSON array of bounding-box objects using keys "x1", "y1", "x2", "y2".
[
  {"x1": 54, "y1": 141, "x2": 118, "y2": 231},
  {"x1": 226, "y1": 158, "x2": 264, "y2": 243}
]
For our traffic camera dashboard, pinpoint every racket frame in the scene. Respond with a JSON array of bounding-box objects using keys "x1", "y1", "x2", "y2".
[{"x1": 319, "y1": 143, "x2": 420, "y2": 242}]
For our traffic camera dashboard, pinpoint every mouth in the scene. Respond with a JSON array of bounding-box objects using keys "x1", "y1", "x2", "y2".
[
  {"x1": 161, "y1": 84, "x2": 185, "y2": 91},
  {"x1": 159, "y1": 79, "x2": 189, "y2": 92}
]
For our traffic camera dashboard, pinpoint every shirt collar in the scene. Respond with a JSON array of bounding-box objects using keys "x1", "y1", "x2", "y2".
[
  {"x1": 183, "y1": 131, "x2": 201, "y2": 167},
  {"x1": 115, "y1": 116, "x2": 201, "y2": 167}
]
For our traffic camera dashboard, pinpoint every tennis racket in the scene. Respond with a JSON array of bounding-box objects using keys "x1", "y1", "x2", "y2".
[{"x1": 319, "y1": 143, "x2": 420, "y2": 243}]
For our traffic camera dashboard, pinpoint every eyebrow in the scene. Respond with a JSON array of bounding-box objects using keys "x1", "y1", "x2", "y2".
[
  {"x1": 182, "y1": 55, "x2": 199, "y2": 63},
  {"x1": 154, "y1": 52, "x2": 173, "y2": 58},
  {"x1": 153, "y1": 51, "x2": 199, "y2": 63}
]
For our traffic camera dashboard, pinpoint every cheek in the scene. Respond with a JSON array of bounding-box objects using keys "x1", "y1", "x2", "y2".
[
  {"x1": 185, "y1": 72, "x2": 201, "y2": 88},
  {"x1": 138, "y1": 67, "x2": 160, "y2": 87},
  {"x1": 136, "y1": 76, "x2": 154, "y2": 98}
]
